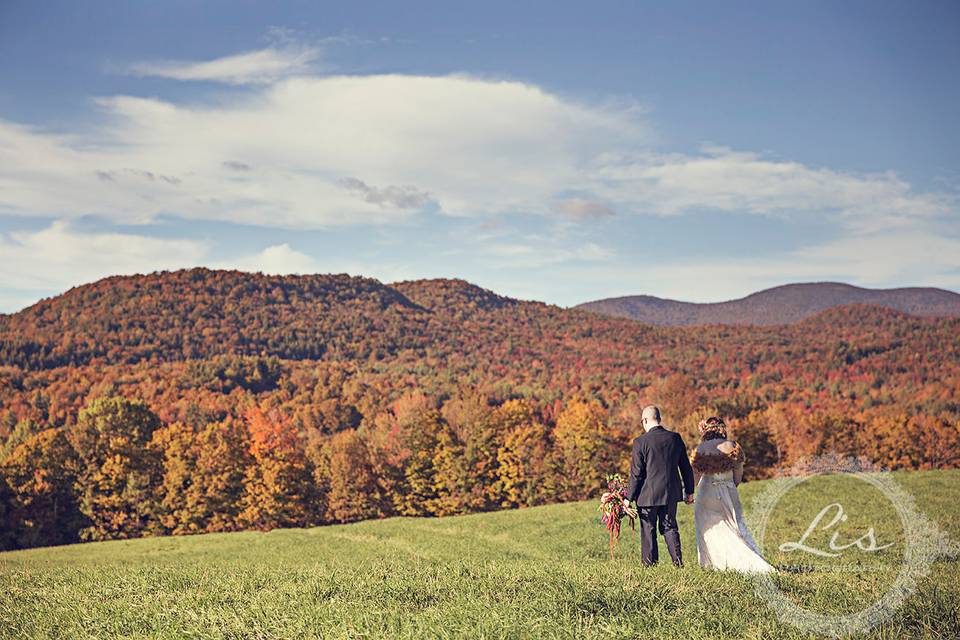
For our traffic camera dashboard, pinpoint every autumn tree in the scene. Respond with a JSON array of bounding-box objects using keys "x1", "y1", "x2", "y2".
[
  {"x1": 440, "y1": 393, "x2": 506, "y2": 512},
  {"x1": 396, "y1": 408, "x2": 448, "y2": 516},
  {"x1": 860, "y1": 414, "x2": 960, "y2": 470},
  {"x1": 644, "y1": 375, "x2": 703, "y2": 430},
  {"x1": 152, "y1": 417, "x2": 251, "y2": 534},
  {"x1": 909, "y1": 417, "x2": 960, "y2": 469},
  {"x1": 368, "y1": 391, "x2": 438, "y2": 516},
  {"x1": 0, "y1": 418, "x2": 41, "y2": 462},
  {"x1": 239, "y1": 406, "x2": 317, "y2": 530},
  {"x1": 762, "y1": 404, "x2": 805, "y2": 466},
  {"x1": 549, "y1": 398, "x2": 616, "y2": 501},
  {"x1": 69, "y1": 397, "x2": 163, "y2": 541},
  {"x1": 152, "y1": 421, "x2": 199, "y2": 534},
  {"x1": 496, "y1": 401, "x2": 551, "y2": 508},
  {"x1": 427, "y1": 417, "x2": 469, "y2": 516},
  {"x1": 1, "y1": 428, "x2": 84, "y2": 548},
  {"x1": 322, "y1": 429, "x2": 381, "y2": 522}
]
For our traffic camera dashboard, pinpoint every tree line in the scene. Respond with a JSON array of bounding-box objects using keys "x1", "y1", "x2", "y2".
[{"x1": 2, "y1": 391, "x2": 956, "y2": 551}]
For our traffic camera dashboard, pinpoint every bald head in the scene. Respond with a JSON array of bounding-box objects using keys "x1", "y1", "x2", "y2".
[{"x1": 641, "y1": 405, "x2": 661, "y2": 431}]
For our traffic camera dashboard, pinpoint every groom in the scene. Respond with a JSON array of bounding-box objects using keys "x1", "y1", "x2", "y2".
[{"x1": 626, "y1": 405, "x2": 695, "y2": 567}]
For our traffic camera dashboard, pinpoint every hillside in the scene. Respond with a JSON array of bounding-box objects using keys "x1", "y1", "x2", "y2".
[
  {"x1": 0, "y1": 269, "x2": 431, "y2": 369},
  {"x1": 2, "y1": 470, "x2": 957, "y2": 639},
  {"x1": 0, "y1": 271, "x2": 548, "y2": 371},
  {"x1": 576, "y1": 282, "x2": 960, "y2": 326},
  {"x1": 0, "y1": 269, "x2": 957, "y2": 453},
  {"x1": 0, "y1": 269, "x2": 958, "y2": 553},
  {"x1": 391, "y1": 277, "x2": 519, "y2": 313}
]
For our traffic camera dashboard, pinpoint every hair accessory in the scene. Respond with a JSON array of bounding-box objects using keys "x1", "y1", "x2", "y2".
[{"x1": 698, "y1": 416, "x2": 727, "y2": 438}]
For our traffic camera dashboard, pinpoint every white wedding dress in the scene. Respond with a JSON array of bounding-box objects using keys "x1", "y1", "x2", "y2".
[{"x1": 693, "y1": 440, "x2": 775, "y2": 573}]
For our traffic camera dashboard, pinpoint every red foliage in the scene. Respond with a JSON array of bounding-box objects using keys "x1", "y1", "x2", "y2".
[{"x1": 0, "y1": 269, "x2": 957, "y2": 549}]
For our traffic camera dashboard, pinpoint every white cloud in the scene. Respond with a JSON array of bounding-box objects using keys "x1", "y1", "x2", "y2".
[
  {"x1": 593, "y1": 146, "x2": 953, "y2": 230},
  {"x1": 0, "y1": 221, "x2": 208, "y2": 292},
  {"x1": 791, "y1": 230, "x2": 960, "y2": 285},
  {"x1": 218, "y1": 243, "x2": 320, "y2": 274},
  {"x1": 0, "y1": 75, "x2": 643, "y2": 229},
  {"x1": 127, "y1": 45, "x2": 322, "y2": 85},
  {"x1": 0, "y1": 70, "x2": 951, "y2": 236}
]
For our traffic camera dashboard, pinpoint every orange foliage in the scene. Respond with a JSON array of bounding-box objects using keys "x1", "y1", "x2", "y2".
[
  {"x1": 0, "y1": 270, "x2": 957, "y2": 550},
  {"x1": 239, "y1": 406, "x2": 317, "y2": 530}
]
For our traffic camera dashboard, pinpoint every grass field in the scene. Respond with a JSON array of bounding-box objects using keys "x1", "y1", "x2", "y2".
[{"x1": 1, "y1": 470, "x2": 958, "y2": 639}]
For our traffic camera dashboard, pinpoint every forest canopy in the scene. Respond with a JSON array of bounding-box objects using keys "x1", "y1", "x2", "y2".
[{"x1": 1, "y1": 269, "x2": 957, "y2": 550}]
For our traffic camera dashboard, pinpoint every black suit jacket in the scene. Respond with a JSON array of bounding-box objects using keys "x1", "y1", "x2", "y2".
[{"x1": 627, "y1": 426, "x2": 695, "y2": 506}]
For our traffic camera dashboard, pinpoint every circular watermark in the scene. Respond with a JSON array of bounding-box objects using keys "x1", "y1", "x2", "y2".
[{"x1": 746, "y1": 455, "x2": 958, "y2": 637}]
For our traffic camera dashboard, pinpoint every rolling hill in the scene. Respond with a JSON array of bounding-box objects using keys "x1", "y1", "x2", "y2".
[
  {"x1": 0, "y1": 269, "x2": 958, "y2": 555},
  {"x1": 0, "y1": 271, "x2": 537, "y2": 370},
  {"x1": 575, "y1": 282, "x2": 960, "y2": 326},
  {"x1": 1, "y1": 269, "x2": 957, "y2": 445}
]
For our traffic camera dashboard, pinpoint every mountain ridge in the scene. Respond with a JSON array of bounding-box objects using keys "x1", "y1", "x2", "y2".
[
  {"x1": 575, "y1": 281, "x2": 960, "y2": 326},
  {"x1": 0, "y1": 270, "x2": 950, "y2": 372}
]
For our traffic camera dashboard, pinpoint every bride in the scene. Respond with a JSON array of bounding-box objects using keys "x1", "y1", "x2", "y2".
[{"x1": 692, "y1": 416, "x2": 775, "y2": 573}]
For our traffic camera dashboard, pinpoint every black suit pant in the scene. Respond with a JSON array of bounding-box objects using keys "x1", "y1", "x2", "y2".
[{"x1": 638, "y1": 502, "x2": 682, "y2": 567}]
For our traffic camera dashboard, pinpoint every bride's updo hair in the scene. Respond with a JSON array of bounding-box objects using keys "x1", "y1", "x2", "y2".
[{"x1": 698, "y1": 416, "x2": 727, "y2": 441}]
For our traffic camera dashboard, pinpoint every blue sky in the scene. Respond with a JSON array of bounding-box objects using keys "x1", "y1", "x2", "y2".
[{"x1": 1, "y1": 1, "x2": 958, "y2": 311}]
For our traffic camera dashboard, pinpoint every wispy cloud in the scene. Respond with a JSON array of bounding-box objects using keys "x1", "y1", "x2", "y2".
[
  {"x1": 0, "y1": 75, "x2": 644, "y2": 228},
  {"x1": 0, "y1": 221, "x2": 208, "y2": 292},
  {"x1": 127, "y1": 44, "x2": 322, "y2": 85},
  {"x1": 553, "y1": 198, "x2": 616, "y2": 219},
  {"x1": 593, "y1": 146, "x2": 953, "y2": 230},
  {"x1": 1, "y1": 73, "x2": 949, "y2": 233},
  {"x1": 483, "y1": 239, "x2": 614, "y2": 269},
  {"x1": 339, "y1": 177, "x2": 434, "y2": 210}
]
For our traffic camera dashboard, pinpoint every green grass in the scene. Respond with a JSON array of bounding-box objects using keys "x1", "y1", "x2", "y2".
[{"x1": 2, "y1": 470, "x2": 958, "y2": 639}]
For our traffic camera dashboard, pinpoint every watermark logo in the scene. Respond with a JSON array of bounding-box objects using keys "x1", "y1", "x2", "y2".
[
  {"x1": 778, "y1": 502, "x2": 894, "y2": 557},
  {"x1": 747, "y1": 455, "x2": 958, "y2": 637}
]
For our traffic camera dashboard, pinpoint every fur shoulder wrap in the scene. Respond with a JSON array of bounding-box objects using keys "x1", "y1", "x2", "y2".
[{"x1": 691, "y1": 443, "x2": 745, "y2": 474}]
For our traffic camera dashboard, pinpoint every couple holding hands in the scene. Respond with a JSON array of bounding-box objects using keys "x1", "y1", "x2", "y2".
[{"x1": 626, "y1": 405, "x2": 774, "y2": 573}]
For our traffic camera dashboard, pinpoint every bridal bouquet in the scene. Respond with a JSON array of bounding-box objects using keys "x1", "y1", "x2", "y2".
[{"x1": 598, "y1": 474, "x2": 638, "y2": 559}]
